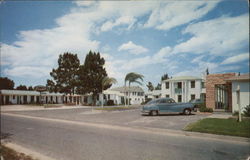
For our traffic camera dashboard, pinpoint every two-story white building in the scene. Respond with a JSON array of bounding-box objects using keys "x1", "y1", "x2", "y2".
[
  {"x1": 161, "y1": 76, "x2": 206, "y2": 103},
  {"x1": 110, "y1": 86, "x2": 145, "y2": 105}
]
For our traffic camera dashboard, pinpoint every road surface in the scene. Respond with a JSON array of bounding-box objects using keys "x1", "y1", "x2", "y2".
[{"x1": 1, "y1": 114, "x2": 249, "y2": 160}]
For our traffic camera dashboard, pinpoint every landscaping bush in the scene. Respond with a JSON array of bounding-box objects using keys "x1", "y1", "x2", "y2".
[
  {"x1": 107, "y1": 100, "x2": 114, "y2": 106},
  {"x1": 243, "y1": 105, "x2": 250, "y2": 117},
  {"x1": 199, "y1": 104, "x2": 213, "y2": 112}
]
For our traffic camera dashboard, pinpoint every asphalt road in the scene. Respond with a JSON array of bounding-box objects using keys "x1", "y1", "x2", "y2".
[
  {"x1": 4, "y1": 108, "x2": 209, "y2": 130},
  {"x1": 1, "y1": 114, "x2": 249, "y2": 160}
]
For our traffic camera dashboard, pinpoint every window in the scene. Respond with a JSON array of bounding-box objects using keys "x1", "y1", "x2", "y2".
[
  {"x1": 191, "y1": 94, "x2": 195, "y2": 100},
  {"x1": 177, "y1": 82, "x2": 182, "y2": 89},
  {"x1": 167, "y1": 99, "x2": 175, "y2": 103},
  {"x1": 13, "y1": 95, "x2": 15, "y2": 99},
  {"x1": 108, "y1": 94, "x2": 110, "y2": 100},
  {"x1": 166, "y1": 95, "x2": 169, "y2": 98},
  {"x1": 201, "y1": 82, "x2": 205, "y2": 88},
  {"x1": 178, "y1": 95, "x2": 182, "y2": 102},
  {"x1": 191, "y1": 81, "x2": 195, "y2": 88},
  {"x1": 165, "y1": 82, "x2": 169, "y2": 89},
  {"x1": 159, "y1": 99, "x2": 167, "y2": 103}
]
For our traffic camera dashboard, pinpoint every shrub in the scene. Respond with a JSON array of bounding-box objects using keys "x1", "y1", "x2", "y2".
[
  {"x1": 199, "y1": 104, "x2": 213, "y2": 112},
  {"x1": 243, "y1": 105, "x2": 250, "y2": 117},
  {"x1": 107, "y1": 100, "x2": 114, "y2": 106}
]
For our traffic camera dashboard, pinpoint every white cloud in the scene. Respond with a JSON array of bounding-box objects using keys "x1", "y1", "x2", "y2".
[
  {"x1": 221, "y1": 53, "x2": 249, "y2": 65},
  {"x1": 120, "y1": 46, "x2": 172, "y2": 70},
  {"x1": 4, "y1": 66, "x2": 51, "y2": 78},
  {"x1": 173, "y1": 14, "x2": 249, "y2": 55},
  {"x1": 100, "y1": 16, "x2": 136, "y2": 32},
  {"x1": 118, "y1": 41, "x2": 149, "y2": 55},
  {"x1": 144, "y1": 1, "x2": 219, "y2": 30}
]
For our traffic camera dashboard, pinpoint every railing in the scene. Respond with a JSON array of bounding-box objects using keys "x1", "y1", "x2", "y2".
[{"x1": 175, "y1": 88, "x2": 182, "y2": 94}]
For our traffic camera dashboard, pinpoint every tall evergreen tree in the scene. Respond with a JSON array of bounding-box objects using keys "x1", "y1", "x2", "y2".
[
  {"x1": 47, "y1": 52, "x2": 80, "y2": 95},
  {"x1": 0, "y1": 77, "x2": 14, "y2": 90},
  {"x1": 78, "y1": 51, "x2": 109, "y2": 105}
]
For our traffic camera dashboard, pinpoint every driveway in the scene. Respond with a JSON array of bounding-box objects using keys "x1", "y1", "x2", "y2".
[{"x1": 2, "y1": 105, "x2": 210, "y2": 130}]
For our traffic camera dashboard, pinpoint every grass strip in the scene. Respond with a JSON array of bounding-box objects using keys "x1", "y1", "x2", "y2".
[
  {"x1": 184, "y1": 118, "x2": 250, "y2": 138},
  {"x1": 0, "y1": 145, "x2": 37, "y2": 160}
]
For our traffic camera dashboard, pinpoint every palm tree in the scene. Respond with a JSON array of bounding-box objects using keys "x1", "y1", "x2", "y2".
[
  {"x1": 101, "y1": 77, "x2": 117, "y2": 108},
  {"x1": 124, "y1": 72, "x2": 144, "y2": 106}
]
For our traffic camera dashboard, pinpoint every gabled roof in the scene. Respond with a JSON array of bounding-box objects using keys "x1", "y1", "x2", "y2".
[{"x1": 110, "y1": 86, "x2": 144, "y2": 92}]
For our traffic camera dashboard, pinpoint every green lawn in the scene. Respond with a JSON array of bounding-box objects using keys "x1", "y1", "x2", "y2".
[
  {"x1": 184, "y1": 118, "x2": 250, "y2": 138},
  {"x1": 95, "y1": 106, "x2": 138, "y2": 111}
]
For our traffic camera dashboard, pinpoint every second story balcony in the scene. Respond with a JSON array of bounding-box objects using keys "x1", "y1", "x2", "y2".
[{"x1": 175, "y1": 88, "x2": 182, "y2": 94}]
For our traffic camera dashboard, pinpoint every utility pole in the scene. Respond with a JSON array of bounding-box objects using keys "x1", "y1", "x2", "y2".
[{"x1": 237, "y1": 84, "x2": 242, "y2": 122}]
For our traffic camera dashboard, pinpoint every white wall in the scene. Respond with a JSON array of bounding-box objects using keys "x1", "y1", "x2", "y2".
[{"x1": 232, "y1": 81, "x2": 250, "y2": 113}]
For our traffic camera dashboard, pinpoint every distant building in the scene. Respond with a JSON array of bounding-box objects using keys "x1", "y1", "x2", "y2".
[
  {"x1": 109, "y1": 86, "x2": 145, "y2": 105},
  {"x1": 145, "y1": 90, "x2": 161, "y2": 100},
  {"x1": 0, "y1": 89, "x2": 82, "y2": 105},
  {"x1": 161, "y1": 76, "x2": 206, "y2": 103}
]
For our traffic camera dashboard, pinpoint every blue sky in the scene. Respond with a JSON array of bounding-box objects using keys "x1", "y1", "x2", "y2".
[{"x1": 0, "y1": 0, "x2": 249, "y2": 89}]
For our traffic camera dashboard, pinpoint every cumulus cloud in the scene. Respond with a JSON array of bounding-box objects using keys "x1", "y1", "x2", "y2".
[
  {"x1": 221, "y1": 53, "x2": 249, "y2": 65},
  {"x1": 173, "y1": 14, "x2": 249, "y2": 55},
  {"x1": 118, "y1": 41, "x2": 148, "y2": 55}
]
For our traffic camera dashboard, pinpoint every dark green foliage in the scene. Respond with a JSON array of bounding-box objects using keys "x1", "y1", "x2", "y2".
[
  {"x1": 146, "y1": 82, "x2": 154, "y2": 91},
  {"x1": 46, "y1": 79, "x2": 58, "y2": 93},
  {"x1": 48, "y1": 52, "x2": 80, "y2": 94},
  {"x1": 16, "y1": 85, "x2": 27, "y2": 90},
  {"x1": 243, "y1": 105, "x2": 250, "y2": 117},
  {"x1": 107, "y1": 100, "x2": 114, "y2": 106},
  {"x1": 28, "y1": 86, "x2": 33, "y2": 91},
  {"x1": 0, "y1": 77, "x2": 14, "y2": 90},
  {"x1": 78, "y1": 51, "x2": 108, "y2": 105},
  {"x1": 161, "y1": 73, "x2": 169, "y2": 81},
  {"x1": 199, "y1": 103, "x2": 213, "y2": 112},
  {"x1": 155, "y1": 83, "x2": 161, "y2": 90}
]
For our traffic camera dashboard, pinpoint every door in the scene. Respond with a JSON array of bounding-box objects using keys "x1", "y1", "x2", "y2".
[{"x1": 158, "y1": 99, "x2": 169, "y2": 113}]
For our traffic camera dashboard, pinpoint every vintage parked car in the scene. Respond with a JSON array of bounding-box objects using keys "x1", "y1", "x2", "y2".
[{"x1": 141, "y1": 98, "x2": 194, "y2": 116}]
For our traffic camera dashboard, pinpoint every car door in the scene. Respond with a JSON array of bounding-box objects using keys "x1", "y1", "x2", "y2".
[
  {"x1": 167, "y1": 98, "x2": 179, "y2": 113},
  {"x1": 158, "y1": 99, "x2": 170, "y2": 113}
]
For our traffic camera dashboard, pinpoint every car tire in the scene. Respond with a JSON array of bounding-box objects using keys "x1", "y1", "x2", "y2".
[
  {"x1": 150, "y1": 110, "x2": 158, "y2": 116},
  {"x1": 183, "y1": 109, "x2": 191, "y2": 115}
]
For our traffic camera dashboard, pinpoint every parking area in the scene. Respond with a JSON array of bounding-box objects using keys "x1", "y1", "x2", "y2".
[{"x1": 2, "y1": 106, "x2": 210, "y2": 131}]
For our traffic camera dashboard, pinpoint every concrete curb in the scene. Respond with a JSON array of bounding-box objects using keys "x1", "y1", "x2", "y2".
[
  {"x1": 2, "y1": 112, "x2": 250, "y2": 144},
  {"x1": 2, "y1": 142, "x2": 56, "y2": 160}
]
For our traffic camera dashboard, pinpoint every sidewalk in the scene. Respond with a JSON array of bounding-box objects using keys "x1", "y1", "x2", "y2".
[{"x1": 0, "y1": 105, "x2": 92, "y2": 112}]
